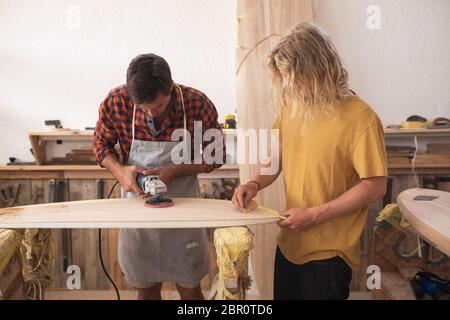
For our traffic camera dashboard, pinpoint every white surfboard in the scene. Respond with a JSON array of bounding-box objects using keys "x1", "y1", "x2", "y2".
[
  {"x1": 397, "y1": 188, "x2": 450, "y2": 256},
  {"x1": 0, "y1": 198, "x2": 281, "y2": 229}
]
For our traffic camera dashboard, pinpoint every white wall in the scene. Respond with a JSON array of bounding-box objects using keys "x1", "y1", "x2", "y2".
[
  {"x1": 2, "y1": 0, "x2": 449, "y2": 164},
  {"x1": 0, "y1": 0, "x2": 236, "y2": 164},
  {"x1": 314, "y1": 0, "x2": 450, "y2": 125}
]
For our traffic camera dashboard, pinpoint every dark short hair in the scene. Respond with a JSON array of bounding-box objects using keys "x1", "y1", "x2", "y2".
[{"x1": 126, "y1": 54, "x2": 173, "y2": 104}]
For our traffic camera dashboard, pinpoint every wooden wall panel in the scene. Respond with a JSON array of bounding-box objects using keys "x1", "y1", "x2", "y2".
[
  {"x1": 0, "y1": 180, "x2": 31, "y2": 208},
  {"x1": 69, "y1": 179, "x2": 110, "y2": 290},
  {"x1": 102, "y1": 179, "x2": 134, "y2": 290},
  {"x1": 43, "y1": 180, "x2": 68, "y2": 289},
  {"x1": 30, "y1": 180, "x2": 44, "y2": 205}
]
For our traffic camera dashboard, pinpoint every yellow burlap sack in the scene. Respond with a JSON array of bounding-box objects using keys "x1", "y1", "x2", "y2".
[
  {"x1": 20, "y1": 228, "x2": 55, "y2": 300},
  {"x1": 209, "y1": 227, "x2": 254, "y2": 300},
  {"x1": 0, "y1": 229, "x2": 23, "y2": 274}
]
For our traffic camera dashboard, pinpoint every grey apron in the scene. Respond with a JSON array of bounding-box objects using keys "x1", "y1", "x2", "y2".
[{"x1": 118, "y1": 84, "x2": 209, "y2": 286}]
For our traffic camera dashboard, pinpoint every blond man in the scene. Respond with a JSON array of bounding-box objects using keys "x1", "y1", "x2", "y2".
[{"x1": 232, "y1": 23, "x2": 387, "y2": 300}]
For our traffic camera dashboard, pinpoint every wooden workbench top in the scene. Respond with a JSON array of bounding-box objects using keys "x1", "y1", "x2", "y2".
[
  {"x1": 385, "y1": 127, "x2": 450, "y2": 136},
  {"x1": 0, "y1": 165, "x2": 103, "y2": 171},
  {"x1": 0, "y1": 165, "x2": 111, "y2": 179},
  {"x1": 0, "y1": 163, "x2": 448, "y2": 177},
  {"x1": 0, "y1": 164, "x2": 239, "y2": 171},
  {"x1": 0, "y1": 165, "x2": 240, "y2": 180}
]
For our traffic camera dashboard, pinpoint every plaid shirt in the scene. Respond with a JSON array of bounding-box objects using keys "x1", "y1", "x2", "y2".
[{"x1": 93, "y1": 84, "x2": 224, "y2": 172}]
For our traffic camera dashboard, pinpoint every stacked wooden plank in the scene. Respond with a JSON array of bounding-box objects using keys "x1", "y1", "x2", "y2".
[
  {"x1": 416, "y1": 143, "x2": 450, "y2": 165},
  {"x1": 29, "y1": 131, "x2": 94, "y2": 165},
  {"x1": 428, "y1": 143, "x2": 450, "y2": 154},
  {"x1": 415, "y1": 154, "x2": 450, "y2": 164},
  {"x1": 387, "y1": 146, "x2": 415, "y2": 164},
  {"x1": 50, "y1": 146, "x2": 96, "y2": 165},
  {"x1": 387, "y1": 144, "x2": 450, "y2": 166},
  {"x1": 49, "y1": 146, "x2": 122, "y2": 165},
  {"x1": 0, "y1": 230, "x2": 26, "y2": 300}
]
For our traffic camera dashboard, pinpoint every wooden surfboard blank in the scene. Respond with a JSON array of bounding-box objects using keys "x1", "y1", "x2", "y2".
[
  {"x1": 0, "y1": 198, "x2": 280, "y2": 229},
  {"x1": 397, "y1": 188, "x2": 450, "y2": 256}
]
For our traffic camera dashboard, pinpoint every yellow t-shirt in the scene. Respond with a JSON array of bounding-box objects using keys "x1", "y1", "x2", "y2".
[{"x1": 273, "y1": 96, "x2": 387, "y2": 269}]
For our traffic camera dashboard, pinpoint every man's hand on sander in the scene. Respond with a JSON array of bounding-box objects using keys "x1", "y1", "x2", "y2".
[
  {"x1": 100, "y1": 155, "x2": 147, "y2": 197},
  {"x1": 143, "y1": 166, "x2": 175, "y2": 185},
  {"x1": 117, "y1": 165, "x2": 147, "y2": 197}
]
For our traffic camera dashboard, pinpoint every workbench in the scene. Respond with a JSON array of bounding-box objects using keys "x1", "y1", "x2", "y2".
[
  {"x1": 1, "y1": 128, "x2": 449, "y2": 294},
  {"x1": 0, "y1": 164, "x2": 239, "y2": 293}
]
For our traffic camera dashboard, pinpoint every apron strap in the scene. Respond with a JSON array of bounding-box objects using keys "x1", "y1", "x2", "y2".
[
  {"x1": 132, "y1": 104, "x2": 137, "y2": 141},
  {"x1": 175, "y1": 84, "x2": 187, "y2": 142}
]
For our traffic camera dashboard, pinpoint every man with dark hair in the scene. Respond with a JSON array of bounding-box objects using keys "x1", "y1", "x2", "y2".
[{"x1": 93, "y1": 53, "x2": 224, "y2": 300}]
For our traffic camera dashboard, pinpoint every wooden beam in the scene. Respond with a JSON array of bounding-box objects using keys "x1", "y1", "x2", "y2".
[{"x1": 0, "y1": 165, "x2": 239, "y2": 180}]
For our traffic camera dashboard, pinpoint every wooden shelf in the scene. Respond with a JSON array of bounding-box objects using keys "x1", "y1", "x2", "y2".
[
  {"x1": 29, "y1": 129, "x2": 239, "y2": 137},
  {"x1": 387, "y1": 163, "x2": 450, "y2": 175},
  {"x1": 385, "y1": 127, "x2": 450, "y2": 137},
  {"x1": 0, "y1": 165, "x2": 110, "y2": 180},
  {"x1": 29, "y1": 130, "x2": 94, "y2": 139},
  {"x1": 3, "y1": 163, "x2": 448, "y2": 179},
  {"x1": 0, "y1": 164, "x2": 239, "y2": 171},
  {"x1": 388, "y1": 162, "x2": 450, "y2": 169},
  {"x1": 0, "y1": 165, "x2": 239, "y2": 180},
  {"x1": 28, "y1": 130, "x2": 238, "y2": 165},
  {"x1": 0, "y1": 165, "x2": 101, "y2": 171},
  {"x1": 28, "y1": 131, "x2": 94, "y2": 165}
]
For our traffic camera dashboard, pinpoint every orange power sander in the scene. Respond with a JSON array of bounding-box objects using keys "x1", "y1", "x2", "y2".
[{"x1": 136, "y1": 174, "x2": 174, "y2": 208}]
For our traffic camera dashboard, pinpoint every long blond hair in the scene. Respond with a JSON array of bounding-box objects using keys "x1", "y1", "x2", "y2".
[{"x1": 268, "y1": 23, "x2": 350, "y2": 126}]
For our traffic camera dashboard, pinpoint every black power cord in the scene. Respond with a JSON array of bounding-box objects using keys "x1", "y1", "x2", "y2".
[{"x1": 98, "y1": 181, "x2": 121, "y2": 300}]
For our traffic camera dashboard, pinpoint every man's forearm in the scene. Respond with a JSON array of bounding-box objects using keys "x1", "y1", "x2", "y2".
[
  {"x1": 314, "y1": 177, "x2": 387, "y2": 224},
  {"x1": 246, "y1": 143, "x2": 282, "y2": 190},
  {"x1": 247, "y1": 159, "x2": 283, "y2": 190},
  {"x1": 247, "y1": 173, "x2": 280, "y2": 191},
  {"x1": 101, "y1": 154, "x2": 123, "y2": 178}
]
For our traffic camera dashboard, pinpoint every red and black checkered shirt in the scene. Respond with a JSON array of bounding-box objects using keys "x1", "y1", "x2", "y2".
[{"x1": 93, "y1": 84, "x2": 224, "y2": 172}]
